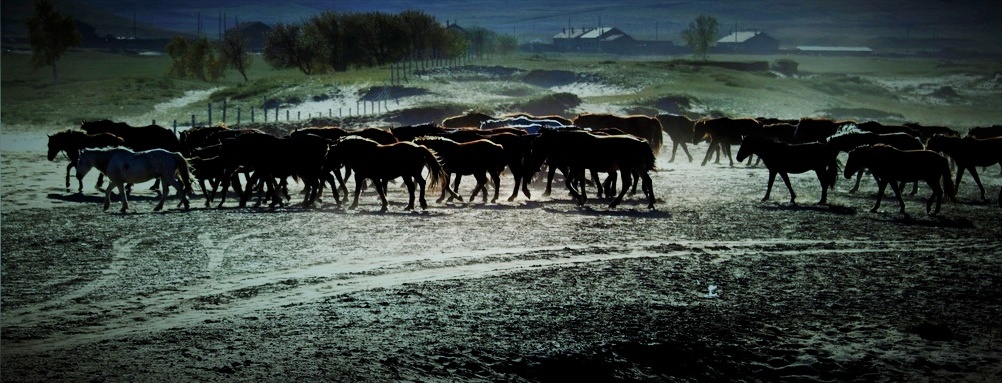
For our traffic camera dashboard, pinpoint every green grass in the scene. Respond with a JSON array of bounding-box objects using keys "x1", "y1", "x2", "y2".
[{"x1": 2, "y1": 50, "x2": 1000, "y2": 133}]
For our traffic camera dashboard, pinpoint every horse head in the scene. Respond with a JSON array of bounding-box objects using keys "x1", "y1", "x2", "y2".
[
  {"x1": 734, "y1": 136, "x2": 753, "y2": 162},
  {"x1": 75, "y1": 150, "x2": 96, "y2": 182},
  {"x1": 843, "y1": 147, "x2": 871, "y2": 179}
]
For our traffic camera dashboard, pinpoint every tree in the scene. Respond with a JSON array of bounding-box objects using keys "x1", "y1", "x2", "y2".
[
  {"x1": 165, "y1": 36, "x2": 225, "y2": 81},
  {"x1": 263, "y1": 22, "x2": 316, "y2": 75},
  {"x1": 26, "y1": 0, "x2": 82, "y2": 82},
  {"x1": 219, "y1": 31, "x2": 253, "y2": 82},
  {"x1": 681, "y1": 14, "x2": 719, "y2": 60}
]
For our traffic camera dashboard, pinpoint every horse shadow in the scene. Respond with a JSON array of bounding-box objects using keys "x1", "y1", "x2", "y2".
[
  {"x1": 757, "y1": 202, "x2": 857, "y2": 215},
  {"x1": 868, "y1": 213, "x2": 975, "y2": 229},
  {"x1": 47, "y1": 192, "x2": 165, "y2": 204}
]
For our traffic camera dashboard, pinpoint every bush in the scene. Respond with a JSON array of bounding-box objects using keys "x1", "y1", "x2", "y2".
[{"x1": 771, "y1": 59, "x2": 799, "y2": 76}]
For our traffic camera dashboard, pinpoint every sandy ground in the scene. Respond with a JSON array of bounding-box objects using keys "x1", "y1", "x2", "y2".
[{"x1": 2, "y1": 130, "x2": 1002, "y2": 382}]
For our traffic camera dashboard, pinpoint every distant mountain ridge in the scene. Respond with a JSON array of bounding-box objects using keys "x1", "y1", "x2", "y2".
[{"x1": 4, "y1": 0, "x2": 1001, "y2": 54}]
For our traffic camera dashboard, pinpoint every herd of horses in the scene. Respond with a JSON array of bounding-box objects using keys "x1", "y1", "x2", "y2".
[{"x1": 46, "y1": 113, "x2": 1001, "y2": 215}]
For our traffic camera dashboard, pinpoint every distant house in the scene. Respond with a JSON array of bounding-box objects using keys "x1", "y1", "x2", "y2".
[
  {"x1": 553, "y1": 27, "x2": 634, "y2": 53},
  {"x1": 226, "y1": 22, "x2": 271, "y2": 51},
  {"x1": 714, "y1": 31, "x2": 779, "y2": 54},
  {"x1": 795, "y1": 46, "x2": 873, "y2": 56}
]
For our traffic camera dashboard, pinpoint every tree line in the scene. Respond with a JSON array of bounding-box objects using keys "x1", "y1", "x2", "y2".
[{"x1": 164, "y1": 10, "x2": 518, "y2": 81}]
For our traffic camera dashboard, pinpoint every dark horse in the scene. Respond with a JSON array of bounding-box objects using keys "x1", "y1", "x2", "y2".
[
  {"x1": 572, "y1": 113, "x2": 664, "y2": 156},
  {"x1": 735, "y1": 136, "x2": 838, "y2": 204},
  {"x1": 845, "y1": 145, "x2": 955, "y2": 215},
  {"x1": 826, "y1": 124, "x2": 925, "y2": 193},
  {"x1": 80, "y1": 120, "x2": 181, "y2": 152},
  {"x1": 214, "y1": 132, "x2": 329, "y2": 208},
  {"x1": 925, "y1": 134, "x2": 1002, "y2": 205},
  {"x1": 47, "y1": 129, "x2": 124, "y2": 192},
  {"x1": 413, "y1": 136, "x2": 506, "y2": 204},
  {"x1": 327, "y1": 136, "x2": 447, "y2": 211},
  {"x1": 656, "y1": 113, "x2": 696, "y2": 162},
  {"x1": 694, "y1": 117, "x2": 762, "y2": 166},
  {"x1": 530, "y1": 130, "x2": 656, "y2": 209}
]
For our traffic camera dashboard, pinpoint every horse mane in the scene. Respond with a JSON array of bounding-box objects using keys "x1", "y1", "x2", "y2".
[
  {"x1": 412, "y1": 135, "x2": 454, "y2": 143},
  {"x1": 337, "y1": 135, "x2": 379, "y2": 145},
  {"x1": 826, "y1": 123, "x2": 866, "y2": 141}
]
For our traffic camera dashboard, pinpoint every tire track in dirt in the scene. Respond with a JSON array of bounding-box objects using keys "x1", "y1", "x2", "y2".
[
  {"x1": 0, "y1": 238, "x2": 980, "y2": 356},
  {"x1": 2, "y1": 235, "x2": 147, "y2": 327}
]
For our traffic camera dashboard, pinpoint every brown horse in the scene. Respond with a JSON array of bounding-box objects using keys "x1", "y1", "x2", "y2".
[
  {"x1": 328, "y1": 136, "x2": 446, "y2": 211},
  {"x1": 845, "y1": 145, "x2": 955, "y2": 215},
  {"x1": 530, "y1": 130, "x2": 656, "y2": 209},
  {"x1": 925, "y1": 134, "x2": 1002, "y2": 203},
  {"x1": 573, "y1": 113, "x2": 664, "y2": 155},
  {"x1": 826, "y1": 124, "x2": 925, "y2": 193},
  {"x1": 655, "y1": 113, "x2": 696, "y2": 162},
  {"x1": 47, "y1": 129, "x2": 124, "y2": 192},
  {"x1": 735, "y1": 136, "x2": 838, "y2": 204},
  {"x1": 413, "y1": 136, "x2": 506, "y2": 203}
]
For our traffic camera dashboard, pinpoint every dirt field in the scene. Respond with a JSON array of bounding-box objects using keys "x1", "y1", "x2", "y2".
[{"x1": 2, "y1": 130, "x2": 1001, "y2": 382}]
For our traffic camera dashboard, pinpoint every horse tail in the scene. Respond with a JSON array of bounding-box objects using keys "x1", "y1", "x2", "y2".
[
  {"x1": 826, "y1": 152, "x2": 840, "y2": 189},
  {"x1": 649, "y1": 119, "x2": 664, "y2": 156},
  {"x1": 420, "y1": 147, "x2": 445, "y2": 192},
  {"x1": 645, "y1": 143, "x2": 657, "y2": 172},
  {"x1": 175, "y1": 153, "x2": 194, "y2": 195}
]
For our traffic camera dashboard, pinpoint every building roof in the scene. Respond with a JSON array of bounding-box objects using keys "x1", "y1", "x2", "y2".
[
  {"x1": 717, "y1": 31, "x2": 767, "y2": 44},
  {"x1": 554, "y1": 27, "x2": 630, "y2": 41},
  {"x1": 796, "y1": 46, "x2": 873, "y2": 52}
]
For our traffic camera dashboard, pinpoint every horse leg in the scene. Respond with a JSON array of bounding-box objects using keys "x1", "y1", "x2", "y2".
[
  {"x1": 154, "y1": 177, "x2": 169, "y2": 211},
  {"x1": 508, "y1": 173, "x2": 522, "y2": 202},
  {"x1": 926, "y1": 178, "x2": 943, "y2": 215},
  {"x1": 490, "y1": 169, "x2": 501, "y2": 203},
  {"x1": 969, "y1": 169, "x2": 988, "y2": 201},
  {"x1": 451, "y1": 175, "x2": 462, "y2": 199},
  {"x1": 440, "y1": 174, "x2": 453, "y2": 203},
  {"x1": 564, "y1": 168, "x2": 583, "y2": 205},
  {"x1": 849, "y1": 170, "x2": 864, "y2": 193},
  {"x1": 543, "y1": 166, "x2": 557, "y2": 197},
  {"x1": 642, "y1": 171, "x2": 656, "y2": 209},
  {"x1": 701, "y1": 141, "x2": 715, "y2": 166},
  {"x1": 349, "y1": 175, "x2": 363, "y2": 209},
  {"x1": 814, "y1": 169, "x2": 828, "y2": 205},
  {"x1": 670, "y1": 142, "x2": 678, "y2": 162},
  {"x1": 103, "y1": 181, "x2": 116, "y2": 211},
  {"x1": 96, "y1": 173, "x2": 105, "y2": 189},
  {"x1": 681, "y1": 142, "x2": 693, "y2": 163},
  {"x1": 909, "y1": 181, "x2": 918, "y2": 196},
  {"x1": 118, "y1": 182, "x2": 129, "y2": 213},
  {"x1": 400, "y1": 176, "x2": 416, "y2": 210},
  {"x1": 888, "y1": 180, "x2": 906, "y2": 215},
  {"x1": 417, "y1": 175, "x2": 428, "y2": 210},
  {"x1": 382, "y1": 177, "x2": 396, "y2": 212},
  {"x1": 872, "y1": 180, "x2": 887, "y2": 212},
  {"x1": 763, "y1": 172, "x2": 777, "y2": 201},
  {"x1": 609, "y1": 169, "x2": 631, "y2": 209},
  {"x1": 64, "y1": 162, "x2": 74, "y2": 190},
  {"x1": 954, "y1": 166, "x2": 967, "y2": 193},
  {"x1": 630, "y1": 169, "x2": 640, "y2": 196},
  {"x1": 779, "y1": 172, "x2": 797, "y2": 204},
  {"x1": 725, "y1": 145, "x2": 735, "y2": 167}
]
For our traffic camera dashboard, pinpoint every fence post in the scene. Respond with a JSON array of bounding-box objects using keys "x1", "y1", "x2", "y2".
[
  {"x1": 297, "y1": 111, "x2": 301, "y2": 120},
  {"x1": 173, "y1": 120, "x2": 177, "y2": 136},
  {"x1": 237, "y1": 107, "x2": 241, "y2": 126},
  {"x1": 191, "y1": 114, "x2": 196, "y2": 129},
  {"x1": 208, "y1": 103, "x2": 212, "y2": 126},
  {"x1": 222, "y1": 99, "x2": 227, "y2": 124},
  {"x1": 286, "y1": 110, "x2": 290, "y2": 121},
  {"x1": 251, "y1": 107, "x2": 255, "y2": 123},
  {"x1": 275, "y1": 106, "x2": 279, "y2": 121}
]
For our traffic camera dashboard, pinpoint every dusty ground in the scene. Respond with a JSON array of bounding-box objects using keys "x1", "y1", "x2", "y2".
[{"x1": 2, "y1": 130, "x2": 1002, "y2": 382}]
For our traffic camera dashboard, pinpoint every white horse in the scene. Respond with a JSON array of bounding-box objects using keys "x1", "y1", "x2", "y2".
[{"x1": 76, "y1": 148, "x2": 192, "y2": 212}]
